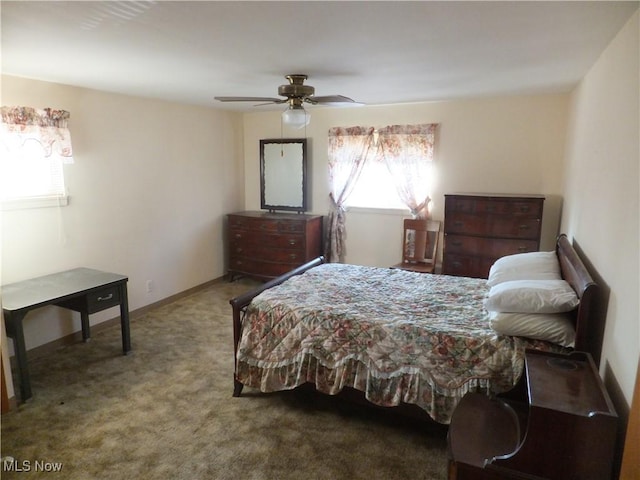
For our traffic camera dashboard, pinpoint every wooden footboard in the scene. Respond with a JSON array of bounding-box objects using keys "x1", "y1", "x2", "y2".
[{"x1": 229, "y1": 256, "x2": 326, "y2": 396}]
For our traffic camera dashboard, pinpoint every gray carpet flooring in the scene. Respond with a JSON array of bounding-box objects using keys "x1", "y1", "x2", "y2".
[{"x1": 1, "y1": 279, "x2": 448, "y2": 479}]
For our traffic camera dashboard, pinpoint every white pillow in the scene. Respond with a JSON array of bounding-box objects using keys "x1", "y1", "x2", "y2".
[
  {"x1": 487, "y1": 251, "x2": 561, "y2": 287},
  {"x1": 489, "y1": 311, "x2": 576, "y2": 347},
  {"x1": 484, "y1": 279, "x2": 579, "y2": 314}
]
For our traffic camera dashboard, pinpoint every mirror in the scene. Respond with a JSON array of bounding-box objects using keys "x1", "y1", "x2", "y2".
[{"x1": 260, "y1": 138, "x2": 308, "y2": 212}]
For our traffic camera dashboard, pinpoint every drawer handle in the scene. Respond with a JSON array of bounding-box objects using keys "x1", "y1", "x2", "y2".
[
  {"x1": 454, "y1": 221, "x2": 464, "y2": 227},
  {"x1": 518, "y1": 246, "x2": 528, "y2": 252},
  {"x1": 519, "y1": 224, "x2": 530, "y2": 230},
  {"x1": 234, "y1": 233, "x2": 243, "y2": 239},
  {"x1": 97, "y1": 294, "x2": 114, "y2": 302},
  {"x1": 289, "y1": 254, "x2": 298, "y2": 260},
  {"x1": 452, "y1": 261, "x2": 462, "y2": 268},
  {"x1": 520, "y1": 206, "x2": 530, "y2": 212},
  {"x1": 451, "y1": 240, "x2": 462, "y2": 247},
  {"x1": 288, "y1": 239, "x2": 297, "y2": 246}
]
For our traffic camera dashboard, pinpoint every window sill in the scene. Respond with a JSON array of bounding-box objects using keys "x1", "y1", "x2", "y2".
[
  {"x1": 344, "y1": 205, "x2": 410, "y2": 216},
  {"x1": 1, "y1": 195, "x2": 70, "y2": 211}
]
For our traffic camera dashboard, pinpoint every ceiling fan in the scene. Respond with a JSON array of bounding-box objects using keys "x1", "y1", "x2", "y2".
[{"x1": 214, "y1": 74, "x2": 356, "y2": 128}]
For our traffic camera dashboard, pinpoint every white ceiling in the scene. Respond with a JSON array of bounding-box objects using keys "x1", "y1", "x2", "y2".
[{"x1": 1, "y1": 1, "x2": 638, "y2": 112}]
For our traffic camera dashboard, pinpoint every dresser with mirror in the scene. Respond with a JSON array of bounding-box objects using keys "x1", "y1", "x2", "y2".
[{"x1": 227, "y1": 138, "x2": 323, "y2": 281}]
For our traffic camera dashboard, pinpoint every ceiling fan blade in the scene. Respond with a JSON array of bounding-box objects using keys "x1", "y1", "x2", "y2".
[
  {"x1": 214, "y1": 96, "x2": 283, "y2": 103},
  {"x1": 254, "y1": 99, "x2": 288, "y2": 106},
  {"x1": 306, "y1": 95, "x2": 356, "y2": 105}
]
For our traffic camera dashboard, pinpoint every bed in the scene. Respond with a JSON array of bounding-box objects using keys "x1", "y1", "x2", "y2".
[{"x1": 230, "y1": 234, "x2": 601, "y2": 424}]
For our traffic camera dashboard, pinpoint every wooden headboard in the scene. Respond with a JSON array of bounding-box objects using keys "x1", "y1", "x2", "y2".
[{"x1": 556, "y1": 234, "x2": 602, "y2": 365}]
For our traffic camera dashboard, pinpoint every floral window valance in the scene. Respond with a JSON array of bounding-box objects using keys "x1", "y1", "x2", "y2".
[{"x1": 1, "y1": 106, "x2": 73, "y2": 163}]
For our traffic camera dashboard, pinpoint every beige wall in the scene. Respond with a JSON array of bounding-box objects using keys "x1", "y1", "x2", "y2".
[
  {"x1": 1, "y1": 75, "x2": 244, "y2": 352},
  {"x1": 243, "y1": 94, "x2": 569, "y2": 267},
  {"x1": 562, "y1": 11, "x2": 639, "y2": 403}
]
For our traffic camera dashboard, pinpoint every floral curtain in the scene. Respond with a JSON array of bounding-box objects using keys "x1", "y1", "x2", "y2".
[
  {"x1": 376, "y1": 124, "x2": 436, "y2": 218},
  {"x1": 326, "y1": 126, "x2": 375, "y2": 263},
  {"x1": 1, "y1": 106, "x2": 73, "y2": 162}
]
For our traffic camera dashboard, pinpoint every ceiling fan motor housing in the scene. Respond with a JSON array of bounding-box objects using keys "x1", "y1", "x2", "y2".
[{"x1": 279, "y1": 74, "x2": 315, "y2": 99}]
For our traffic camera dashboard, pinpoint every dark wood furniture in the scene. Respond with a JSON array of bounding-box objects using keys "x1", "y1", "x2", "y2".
[
  {"x1": 2, "y1": 268, "x2": 131, "y2": 401},
  {"x1": 230, "y1": 234, "x2": 602, "y2": 415},
  {"x1": 227, "y1": 211, "x2": 323, "y2": 281},
  {"x1": 620, "y1": 358, "x2": 640, "y2": 480},
  {"x1": 448, "y1": 350, "x2": 618, "y2": 480},
  {"x1": 443, "y1": 193, "x2": 544, "y2": 278},
  {"x1": 391, "y1": 219, "x2": 440, "y2": 274}
]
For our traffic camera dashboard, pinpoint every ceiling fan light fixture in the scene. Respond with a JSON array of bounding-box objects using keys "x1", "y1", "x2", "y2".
[{"x1": 282, "y1": 105, "x2": 310, "y2": 129}]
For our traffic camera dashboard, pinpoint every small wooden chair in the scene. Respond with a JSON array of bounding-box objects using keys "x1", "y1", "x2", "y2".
[{"x1": 392, "y1": 219, "x2": 441, "y2": 274}]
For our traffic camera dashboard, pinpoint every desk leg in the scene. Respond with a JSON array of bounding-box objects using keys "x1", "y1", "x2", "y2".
[
  {"x1": 80, "y1": 311, "x2": 91, "y2": 342},
  {"x1": 5, "y1": 312, "x2": 32, "y2": 402},
  {"x1": 119, "y1": 283, "x2": 131, "y2": 354}
]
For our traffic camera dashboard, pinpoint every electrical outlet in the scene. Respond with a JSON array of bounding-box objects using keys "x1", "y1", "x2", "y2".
[{"x1": 146, "y1": 280, "x2": 153, "y2": 293}]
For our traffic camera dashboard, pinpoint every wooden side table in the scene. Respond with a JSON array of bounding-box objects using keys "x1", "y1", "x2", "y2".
[{"x1": 448, "y1": 350, "x2": 617, "y2": 480}]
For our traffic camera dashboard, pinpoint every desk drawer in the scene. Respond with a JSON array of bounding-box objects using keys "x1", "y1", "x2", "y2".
[{"x1": 87, "y1": 286, "x2": 121, "y2": 313}]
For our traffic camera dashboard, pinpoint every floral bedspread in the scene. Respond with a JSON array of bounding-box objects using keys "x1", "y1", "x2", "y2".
[{"x1": 236, "y1": 263, "x2": 565, "y2": 423}]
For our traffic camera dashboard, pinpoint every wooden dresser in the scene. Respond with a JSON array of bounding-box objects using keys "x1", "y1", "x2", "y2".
[
  {"x1": 227, "y1": 211, "x2": 323, "y2": 281},
  {"x1": 442, "y1": 194, "x2": 544, "y2": 278},
  {"x1": 448, "y1": 350, "x2": 617, "y2": 480}
]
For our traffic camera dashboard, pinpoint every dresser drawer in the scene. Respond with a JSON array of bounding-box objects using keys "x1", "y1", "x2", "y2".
[
  {"x1": 277, "y1": 221, "x2": 306, "y2": 233},
  {"x1": 228, "y1": 215, "x2": 280, "y2": 232},
  {"x1": 445, "y1": 234, "x2": 539, "y2": 257},
  {"x1": 229, "y1": 215, "x2": 307, "y2": 234},
  {"x1": 230, "y1": 231, "x2": 305, "y2": 250},
  {"x1": 230, "y1": 245, "x2": 306, "y2": 264},
  {"x1": 442, "y1": 254, "x2": 493, "y2": 279},
  {"x1": 228, "y1": 258, "x2": 302, "y2": 278},
  {"x1": 446, "y1": 197, "x2": 543, "y2": 217},
  {"x1": 445, "y1": 213, "x2": 541, "y2": 239}
]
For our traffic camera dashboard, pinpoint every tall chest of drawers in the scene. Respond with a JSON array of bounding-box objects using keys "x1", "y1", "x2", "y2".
[
  {"x1": 227, "y1": 211, "x2": 323, "y2": 281},
  {"x1": 442, "y1": 194, "x2": 544, "y2": 278}
]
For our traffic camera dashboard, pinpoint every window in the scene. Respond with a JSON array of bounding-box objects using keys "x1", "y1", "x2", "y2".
[
  {"x1": 341, "y1": 124, "x2": 437, "y2": 215},
  {"x1": 1, "y1": 107, "x2": 73, "y2": 209},
  {"x1": 326, "y1": 123, "x2": 437, "y2": 263},
  {"x1": 344, "y1": 158, "x2": 411, "y2": 210}
]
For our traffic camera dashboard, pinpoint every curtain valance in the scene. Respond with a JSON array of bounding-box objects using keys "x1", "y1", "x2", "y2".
[{"x1": 1, "y1": 106, "x2": 73, "y2": 162}]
